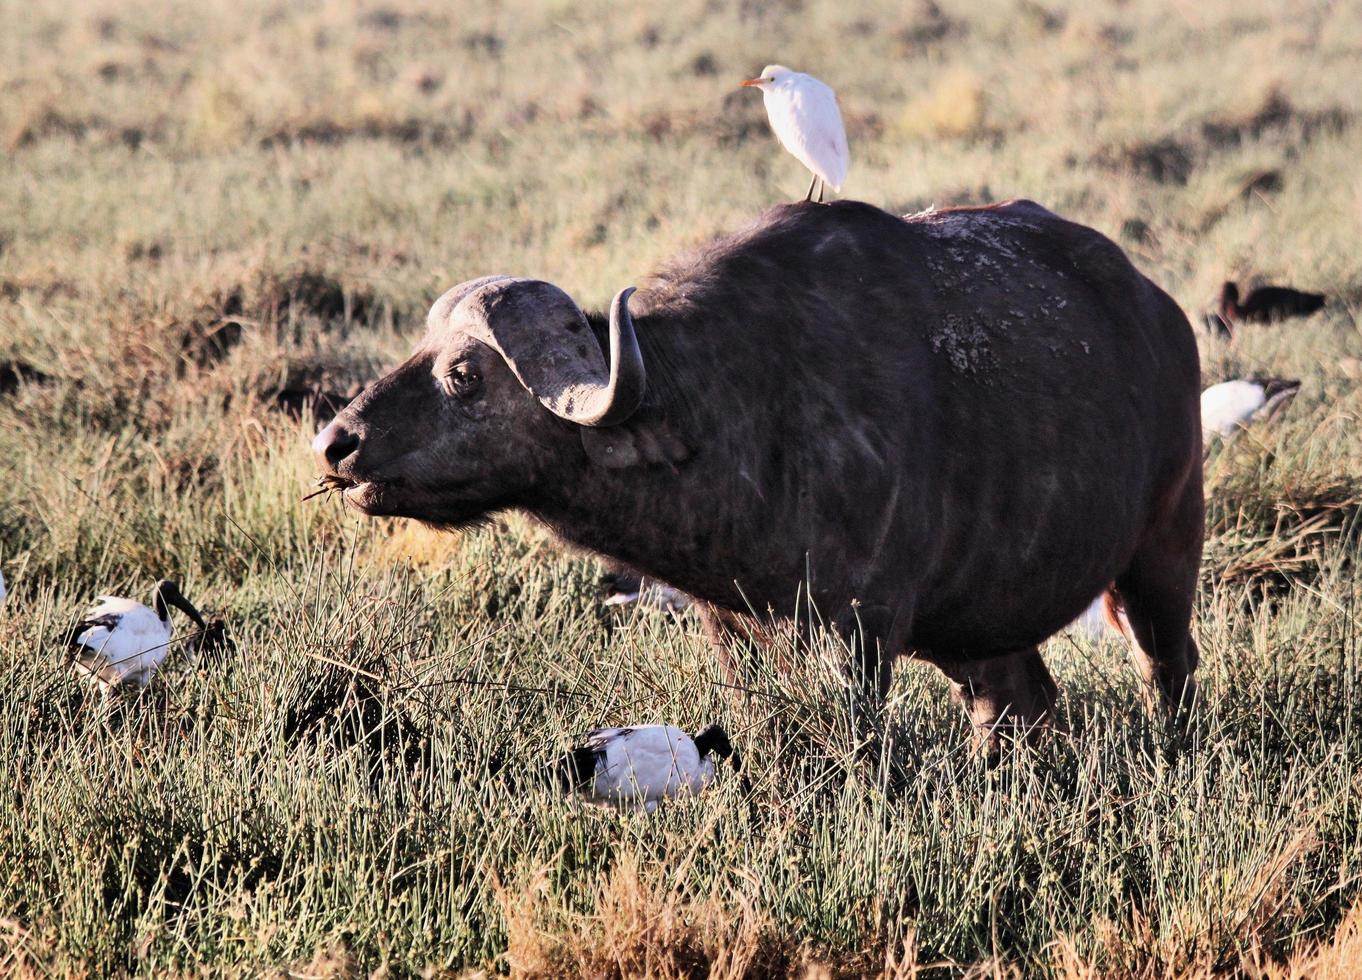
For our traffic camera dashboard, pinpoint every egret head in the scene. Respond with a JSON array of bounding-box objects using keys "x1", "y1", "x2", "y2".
[{"x1": 740, "y1": 65, "x2": 795, "y2": 90}]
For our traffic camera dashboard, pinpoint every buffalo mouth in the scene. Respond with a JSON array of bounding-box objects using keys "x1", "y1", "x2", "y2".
[
  {"x1": 307, "y1": 472, "x2": 390, "y2": 514},
  {"x1": 310, "y1": 471, "x2": 497, "y2": 527},
  {"x1": 336, "y1": 476, "x2": 458, "y2": 522},
  {"x1": 339, "y1": 478, "x2": 394, "y2": 515}
]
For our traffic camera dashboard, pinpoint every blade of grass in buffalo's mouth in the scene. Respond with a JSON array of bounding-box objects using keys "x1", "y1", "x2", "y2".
[{"x1": 301, "y1": 474, "x2": 358, "y2": 502}]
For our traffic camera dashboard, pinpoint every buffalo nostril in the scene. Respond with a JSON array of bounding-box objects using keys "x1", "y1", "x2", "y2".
[{"x1": 314, "y1": 424, "x2": 361, "y2": 469}]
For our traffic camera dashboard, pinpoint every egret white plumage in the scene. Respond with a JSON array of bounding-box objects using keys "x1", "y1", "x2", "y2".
[
  {"x1": 60, "y1": 579, "x2": 206, "y2": 697},
  {"x1": 741, "y1": 65, "x2": 849, "y2": 202},
  {"x1": 1201, "y1": 377, "x2": 1301, "y2": 441},
  {"x1": 546, "y1": 724, "x2": 739, "y2": 813},
  {"x1": 0, "y1": 568, "x2": 6, "y2": 610}
]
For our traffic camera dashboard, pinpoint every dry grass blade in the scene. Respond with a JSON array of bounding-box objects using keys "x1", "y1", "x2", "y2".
[{"x1": 301, "y1": 475, "x2": 353, "y2": 502}]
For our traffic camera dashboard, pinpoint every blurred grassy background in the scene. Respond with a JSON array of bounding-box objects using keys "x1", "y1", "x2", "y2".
[{"x1": 2, "y1": 0, "x2": 1362, "y2": 975}]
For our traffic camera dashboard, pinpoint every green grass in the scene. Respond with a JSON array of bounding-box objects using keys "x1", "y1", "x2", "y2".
[{"x1": 3, "y1": 0, "x2": 1362, "y2": 975}]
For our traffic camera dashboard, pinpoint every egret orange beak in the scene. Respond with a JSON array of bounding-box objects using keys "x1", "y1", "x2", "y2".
[{"x1": 740, "y1": 78, "x2": 762, "y2": 88}]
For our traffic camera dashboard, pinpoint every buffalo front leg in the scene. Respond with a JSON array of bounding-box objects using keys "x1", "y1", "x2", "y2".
[
  {"x1": 832, "y1": 602, "x2": 908, "y2": 706},
  {"x1": 934, "y1": 647, "x2": 1059, "y2": 758},
  {"x1": 696, "y1": 602, "x2": 765, "y2": 696}
]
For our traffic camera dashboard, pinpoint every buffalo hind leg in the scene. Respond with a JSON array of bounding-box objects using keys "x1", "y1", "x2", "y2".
[
  {"x1": 1111, "y1": 550, "x2": 1200, "y2": 722},
  {"x1": 1111, "y1": 476, "x2": 1203, "y2": 720},
  {"x1": 936, "y1": 647, "x2": 1060, "y2": 758}
]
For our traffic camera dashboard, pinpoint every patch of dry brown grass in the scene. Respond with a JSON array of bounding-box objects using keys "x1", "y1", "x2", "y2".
[
  {"x1": 488, "y1": 855, "x2": 1014, "y2": 979},
  {"x1": 1204, "y1": 465, "x2": 1362, "y2": 596},
  {"x1": 1052, "y1": 898, "x2": 1362, "y2": 980},
  {"x1": 1050, "y1": 830, "x2": 1332, "y2": 979},
  {"x1": 895, "y1": 69, "x2": 990, "y2": 141},
  {"x1": 1260, "y1": 900, "x2": 1362, "y2": 979},
  {"x1": 495, "y1": 859, "x2": 807, "y2": 979}
]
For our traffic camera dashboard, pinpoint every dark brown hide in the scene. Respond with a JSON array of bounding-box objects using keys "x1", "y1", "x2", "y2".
[{"x1": 315, "y1": 200, "x2": 1204, "y2": 735}]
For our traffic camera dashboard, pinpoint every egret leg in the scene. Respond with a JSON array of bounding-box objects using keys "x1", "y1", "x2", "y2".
[
  {"x1": 804, "y1": 174, "x2": 817, "y2": 202},
  {"x1": 817, "y1": 180, "x2": 825, "y2": 204}
]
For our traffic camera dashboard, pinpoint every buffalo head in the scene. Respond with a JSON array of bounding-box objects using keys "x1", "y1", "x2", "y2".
[{"x1": 312, "y1": 276, "x2": 645, "y2": 526}]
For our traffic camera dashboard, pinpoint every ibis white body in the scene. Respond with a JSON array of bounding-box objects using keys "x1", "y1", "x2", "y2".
[
  {"x1": 743, "y1": 65, "x2": 849, "y2": 197},
  {"x1": 551, "y1": 725, "x2": 726, "y2": 814},
  {"x1": 1201, "y1": 378, "x2": 1300, "y2": 440},
  {"x1": 602, "y1": 577, "x2": 691, "y2": 613},
  {"x1": 68, "y1": 597, "x2": 177, "y2": 693},
  {"x1": 62, "y1": 580, "x2": 205, "y2": 697},
  {"x1": 1066, "y1": 592, "x2": 1130, "y2": 641},
  {"x1": 1069, "y1": 595, "x2": 1112, "y2": 641}
]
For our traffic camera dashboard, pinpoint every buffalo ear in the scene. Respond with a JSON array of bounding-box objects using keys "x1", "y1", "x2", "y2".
[
  {"x1": 455, "y1": 279, "x2": 645, "y2": 427},
  {"x1": 579, "y1": 406, "x2": 692, "y2": 469}
]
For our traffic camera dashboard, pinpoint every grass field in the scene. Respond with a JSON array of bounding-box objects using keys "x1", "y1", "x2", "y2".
[{"x1": 3, "y1": 0, "x2": 1362, "y2": 975}]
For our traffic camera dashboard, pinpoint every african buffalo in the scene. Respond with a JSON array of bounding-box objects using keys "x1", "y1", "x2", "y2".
[{"x1": 313, "y1": 199, "x2": 1203, "y2": 749}]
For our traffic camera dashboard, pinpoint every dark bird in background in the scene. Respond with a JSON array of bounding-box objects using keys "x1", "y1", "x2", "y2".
[{"x1": 1216, "y1": 281, "x2": 1325, "y2": 334}]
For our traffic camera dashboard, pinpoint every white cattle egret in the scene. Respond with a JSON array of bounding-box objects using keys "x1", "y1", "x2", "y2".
[
  {"x1": 741, "y1": 65, "x2": 849, "y2": 202},
  {"x1": 546, "y1": 724, "x2": 739, "y2": 813},
  {"x1": 60, "y1": 579, "x2": 206, "y2": 698},
  {"x1": 1200, "y1": 377, "x2": 1300, "y2": 441},
  {"x1": 600, "y1": 569, "x2": 690, "y2": 613},
  {"x1": 0, "y1": 568, "x2": 6, "y2": 609}
]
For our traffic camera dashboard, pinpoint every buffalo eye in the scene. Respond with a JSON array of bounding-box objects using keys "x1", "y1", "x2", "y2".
[{"x1": 440, "y1": 361, "x2": 482, "y2": 399}]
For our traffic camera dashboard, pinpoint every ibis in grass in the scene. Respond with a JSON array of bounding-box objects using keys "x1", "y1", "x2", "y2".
[
  {"x1": 546, "y1": 724, "x2": 740, "y2": 813},
  {"x1": 599, "y1": 568, "x2": 691, "y2": 613},
  {"x1": 1067, "y1": 591, "x2": 1127, "y2": 641},
  {"x1": 741, "y1": 65, "x2": 849, "y2": 202},
  {"x1": 1219, "y1": 281, "x2": 1325, "y2": 331},
  {"x1": 60, "y1": 579, "x2": 207, "y2": 697},
  {"x1": 1201, "y1": 377, "x2": 1301, "y2": 441}
]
